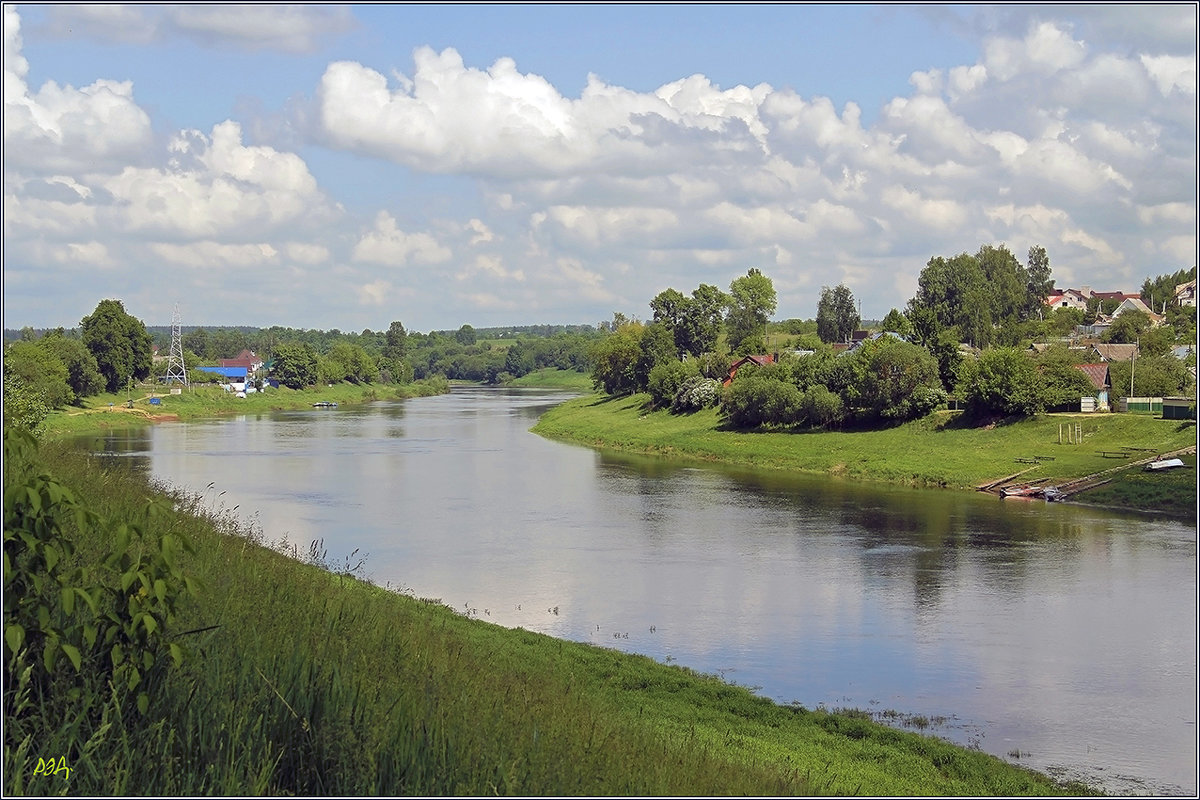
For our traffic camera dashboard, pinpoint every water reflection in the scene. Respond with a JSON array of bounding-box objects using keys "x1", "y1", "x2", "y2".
[{"x1": 84, "y1": 388, "x2": 1196, "y2": 796}]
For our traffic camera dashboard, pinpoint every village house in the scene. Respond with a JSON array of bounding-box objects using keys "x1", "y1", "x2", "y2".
[
  {"x1": 723, "y1": 354, "x2": 775, "y2": 387},
  {"x1": 1174, "y1": 278, "x2": 1196, "y2": 308},
  {"x1": 220, "y1": 348, "x2": 264, "y2": 373}
]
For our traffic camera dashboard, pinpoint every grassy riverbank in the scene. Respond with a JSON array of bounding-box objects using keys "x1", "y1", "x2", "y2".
[
  {"x1": 503, "y1": 367, "x2": 594, "y2": 390},
  {"x1": 4, "y1": 436, "x2": 1095, "y2": 796},
  {"x1": 532, "y1": 392, "x2": 1196, "y2": 500},
  {"x1": 39, "y1": 377, "x2": 450, "y2": 438}
]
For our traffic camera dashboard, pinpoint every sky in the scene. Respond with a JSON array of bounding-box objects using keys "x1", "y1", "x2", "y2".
[{"x1": 3, "y1": 3, "x2": 1197, "y2": 333}]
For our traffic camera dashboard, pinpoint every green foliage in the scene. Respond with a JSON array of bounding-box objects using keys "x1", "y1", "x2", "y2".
[
  {"x1": 633, "y1": 322, "x2": 677, "y2": 392},
  {"x1": 42, "y1": 332, "x2": 104, "y2": 402},
  {"x1": 589, "y1": 323, "x2": 644, "y2": 395},
  {"x1": 1038, "y1": 354, "x2": 1099, "y2": 411},
  {"x1": 725, "y1": 269, "x2": 776, "y2": 355},
  {"x1": 2, "y1": 369, "x2": 50, "y2": 436},
  {"x1": 1102, "y1": 310, "x2": 1152, "y2": 343},
  {"x1": 722, "y1": 366, "x2": 801, "y2": 428},
  {"x1": 1046, "y1": 306, "x2": 1084, "y2": 336},
  {"x1": 2, "y1": 428, "x2": 196, "y2": 725},
  {"x1": 80, "y1": 299, "x2": 153, "y2": 393},
  {"x1": 455, "y1": 324, "x2": 477, "y2": 346},
  {"x1": 272, "y1": 342, "x2": 319, "y2": 389},
  {"x1": 2, "y1": 340, "x2": 73, "y2": 408},
  {"x1": 851, "y1": 337, "x2": 946, "y2": 423},
  {"x1": 816, "y1": 284, "x2": 860, "y2": 344},
  {"x1": 647, "y1": 359, "x2": 694, "y2": 408},
  {"x1": 964, "y1": 348, "x2": 1044, "y2": 416},
  {"x1": 879, "y1": 308, "x2": 913, "y2": 338},
  {"x1": 1108, "y1": 356, "x2": 1192, "y2": 404},
  {"x1": 670, "y1": 376, "x2": 722, "y2": 413},
  {"x1": 1140, "y1": 267, "x2": 1196, "y2": 312}
]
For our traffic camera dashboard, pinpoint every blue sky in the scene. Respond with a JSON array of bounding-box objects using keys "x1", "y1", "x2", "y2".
[{"x1": 4, "y1": 3, "x2": 1196, "y2": 332}]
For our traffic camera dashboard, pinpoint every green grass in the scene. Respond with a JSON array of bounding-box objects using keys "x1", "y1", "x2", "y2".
[
  {"x1": 3, "y1": 438, "x2": 1097, "y2": 796},
  {"x1": 503, "y1": 367, "x2": 594, "y2": 390},
  {"x1": 1070, "y1": 452, "x2": 1197, "y2": 515},
  {"x1": 532, "y1": 393, "x2": 1197, "y2": 495},
  {"x1": 40, "y1": 377, "x2": 450, "y2": 439}
]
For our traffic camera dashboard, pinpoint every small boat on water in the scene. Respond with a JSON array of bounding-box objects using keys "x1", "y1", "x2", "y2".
[
  {"x1": 1000, "y1": 484, "x2": 1040, "y2": 498},
  {"x1": 312, "y1": 401, "x2": 338, "y2": 408},
  {"x1": 1144, "y1": 458, "x2": 1185, "y2": 471}
]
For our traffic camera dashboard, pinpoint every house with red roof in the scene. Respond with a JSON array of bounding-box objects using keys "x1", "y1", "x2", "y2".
[{"x1": 723, "y1": 354, "x2": 775, "y2": 387}]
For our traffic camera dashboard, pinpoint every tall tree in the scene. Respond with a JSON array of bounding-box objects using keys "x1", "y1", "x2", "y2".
[
  {"x1": 272, "y1": 342, "x2": 318, "y2": 389},
  {"x1": 383, "y1": 320, "x2": 408, "y2": 360},
  {"x1": 679, "y1": 283, "x2": 726, "y2": 357},
  {"x1": 1025, "y1": 245, "x2": 1053, "y2": 319},
  {"x1": 80, "y1": 299, "x2": 153, "y2": 393},
  {"x1": 42, "y1": 331, "x2": 104, "y2": 401},
  {"x1": 650, "y1": 288, "x2": 690, "y2": 358},
  {"x1": 816, "y1": 284, "x2": 860, "y2": 344},
  {"x1": 725, "y1": 269, "x2": 776, "y2": 355}
]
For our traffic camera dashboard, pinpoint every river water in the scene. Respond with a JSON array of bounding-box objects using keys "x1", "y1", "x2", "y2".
[{"x1": 87, "y1": 386, "x2": 1197, "y2": 795}]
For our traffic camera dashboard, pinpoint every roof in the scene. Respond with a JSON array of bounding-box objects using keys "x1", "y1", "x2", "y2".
[
  {"x1": 1090, "y1": 343, "x2": 1138, "y2": 362},
  {"x1": 198, "y1": 365, "x2": 248, "y2": 379},
  {"x1": 1075, "y1": 363, "x2": 1111, "y2": 391},
  {"x1": 723, "y1": 354, "x2": 775, "y2": 386}
]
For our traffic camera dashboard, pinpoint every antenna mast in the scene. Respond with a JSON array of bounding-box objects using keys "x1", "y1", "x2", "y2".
[{"x1": 164, "y1": 303, "x2": 189, "y2": 387}]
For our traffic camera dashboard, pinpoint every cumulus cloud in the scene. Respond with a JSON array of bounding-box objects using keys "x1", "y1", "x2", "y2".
[
  {"x1": 4, "y1": 6, "x2": 154, "y2": 174},
  {"x1": 352, "y1": 211, "x2": 453, "y2": 266}
]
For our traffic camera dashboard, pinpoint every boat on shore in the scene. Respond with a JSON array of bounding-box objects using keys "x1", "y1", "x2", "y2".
[
  {"x1": 312, "y1": 401, "x2": 339, "y2": 408},
  {"x1": 1145, "y1": 458, "x2": 1185, "y2": 471}
]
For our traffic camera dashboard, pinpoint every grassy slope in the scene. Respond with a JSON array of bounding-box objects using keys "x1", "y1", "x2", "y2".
[
  {"x1": 533, "y1": 393, "x2": 1197, "y2": 494},
  {"x1": 6, "y1": 440, "x2": 1094, "y2": 797}
]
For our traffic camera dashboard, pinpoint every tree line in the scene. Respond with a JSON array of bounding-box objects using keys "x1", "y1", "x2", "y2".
[
  {"x1": 3, "y1": 300, "x2": 604, "y2": 431},
  {"x1": 586, "y1": 250, "x2": 1195, "y2": 430}
]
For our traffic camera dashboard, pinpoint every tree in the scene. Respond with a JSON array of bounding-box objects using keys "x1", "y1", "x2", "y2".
[
  {"x1": 3, "y1": 341, "x2": 73, "y2": 408},
  {"x1": 726, "y1": 269, "x2": 776, "y2": 355},
  {"x1": 182, "y1": 328, "x2": 212, "y2": 361},
  {"x1": 879, "y1": 308, "x2": 913, "y2": 338},
  {"x1": 455, "y1": 324, "x2": 477, "y2": 346},
  {"x1": 272, "y1": 342, "x2": 318, "y2": 389},
  {"x1": 41, "y1": 332, "x2": 104, "y2": 402},
  {"x1": 816, "y1": 284, "x2": 860, "y2": 344},
  {"x1": 589, "y1": 322, "x2": 644, "y2": 395},
  {"x1": 2, "y1": 368, "x2": 49, "y2": 435},
  {"x1": 633, "y1": 322, "x2": 677, "y2": 391},
  {"x1": 80, "y1": 299, "x2": 153, "y2": 393},
  {"x1": 1102, "y1": 310, "x2": 1152, "y2": 344},
  {"x1": 1025, "y1": 245, "x2": 1053, "y2": 319},
  {"x1": 964, "y1": 348, "x2": 1044, "y2": 417},
  {"x1": 1108, "y1": 356, "x2": 1191, "y2": 404},
  {"x1": 679, "y1": 283, "x2": 726, "y2": 357},
  {"x1": 383, "y1": 321, "x2": 408, "y2": 360}
]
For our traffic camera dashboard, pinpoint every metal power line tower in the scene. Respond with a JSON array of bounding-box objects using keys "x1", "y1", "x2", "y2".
[{"x1": 163, "y1": 304, "x2": 189, "y2": 387}]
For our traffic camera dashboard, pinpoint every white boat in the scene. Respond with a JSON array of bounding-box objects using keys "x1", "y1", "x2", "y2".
[{"x1": 1144, "y1": 458, "x2": 1185, "y2": 471}]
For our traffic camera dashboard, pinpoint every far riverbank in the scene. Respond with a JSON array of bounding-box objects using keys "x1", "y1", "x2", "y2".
[{"x1": 532, "y1": 392, "x2": 1197, "y2": 515}]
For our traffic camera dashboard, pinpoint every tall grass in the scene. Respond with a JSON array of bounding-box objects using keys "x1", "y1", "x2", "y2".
[{"x1": 3, "y1": 437, "x2": 1098, "y2": 796}]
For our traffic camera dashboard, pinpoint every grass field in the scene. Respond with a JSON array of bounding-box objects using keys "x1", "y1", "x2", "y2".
[
  {"x1": 3, "y1": 435, "x2": 1098, "y2": 796},
  {"x1": 533, "y1": 392, "x2": 1197, "y2": 498}
]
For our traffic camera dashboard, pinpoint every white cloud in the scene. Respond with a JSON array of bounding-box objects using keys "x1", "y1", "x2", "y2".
[
  {"x1": 1140, "y1": 54, "x2": 1197, "y2": 96},
  {"x1": 881, "y1": 186, "x2": 969, "y2": 231},
  {"x1": 4, "y1": 6, "x2": 153, "y2": 174},
  {"x1": 39, "y1": 4, "x2": 355, "y2": 52},
  {"x1": 352, "y1": 211, "x2": 453, "y2": 265},
  {"x1": 150, "y1": 241, "x2": 280, "y2": 269},
  {"x1": 984, "y1": 21, "x2": 1086, "y2": 82}
]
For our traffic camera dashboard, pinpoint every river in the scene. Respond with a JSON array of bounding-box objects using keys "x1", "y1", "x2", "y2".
[{"x1": 87, "y1": 386, "x2": 1197, "y2": 795}]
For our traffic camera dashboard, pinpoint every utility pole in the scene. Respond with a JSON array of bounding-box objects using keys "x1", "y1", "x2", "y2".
[{"x1": 164, "y1": 303, "x2": 189, "y2": 388}]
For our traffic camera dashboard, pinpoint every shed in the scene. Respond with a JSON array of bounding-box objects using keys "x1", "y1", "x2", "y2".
[
  {"x1": 1075, "y1": 363, "x2": 1111, "y2": 412},
  {"x1": 1163, "y1": 397, "x2": 1196, "y2": 420}
]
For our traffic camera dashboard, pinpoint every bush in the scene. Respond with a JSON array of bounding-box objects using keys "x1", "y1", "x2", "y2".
[
  {"x1": 722, "y1": 372, "x2": 801, "y2": 428},
  {"x1": 647, "y1": 360, "x2": 694, "y2": 408},
  {"x1": 671, "y1": 376, "x2": 721, "y2": 413}
]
